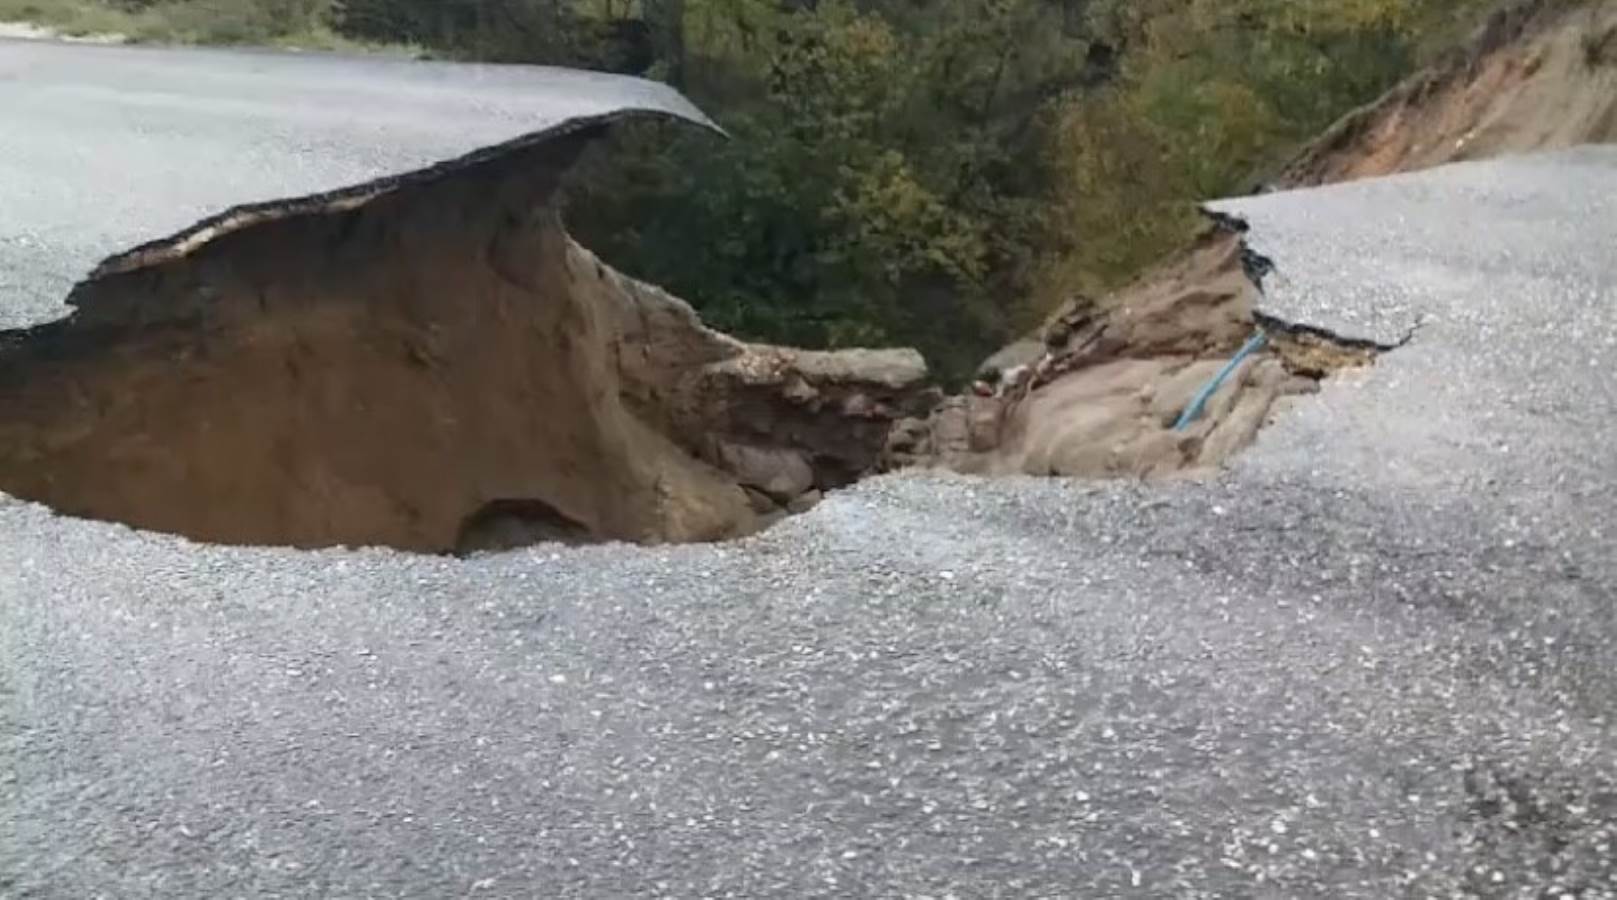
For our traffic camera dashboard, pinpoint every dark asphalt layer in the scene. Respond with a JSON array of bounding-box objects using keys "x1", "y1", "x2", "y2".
[
  {"x1": 0, "y1": 36, "x2": 709, "y2": 329},
  {"x1": 3, "y1": 38, "x2": 1617, "y2": 899}
]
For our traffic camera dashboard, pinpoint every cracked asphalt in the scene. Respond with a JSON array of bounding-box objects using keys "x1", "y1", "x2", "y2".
[
  {"x1": 0, "y1": 36, "x2": 707, "y2": 331},
  {"x1": 3, "y1": 38, "x2": 1617, "y2": 899}
]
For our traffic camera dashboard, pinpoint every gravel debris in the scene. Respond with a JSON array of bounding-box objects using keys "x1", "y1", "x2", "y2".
[{"x1": 3, "y1": 99, "x2": 1617, "y2": 900}]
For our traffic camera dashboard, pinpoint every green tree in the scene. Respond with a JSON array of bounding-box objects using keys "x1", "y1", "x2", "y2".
[{"x1": 324, "y1": 0, "x2": 1505, "y2": 377}]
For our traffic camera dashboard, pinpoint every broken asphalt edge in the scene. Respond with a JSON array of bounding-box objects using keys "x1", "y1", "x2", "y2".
[
  {"x1": 87, "y1": 102, "x2": 723, "y2": 284},
  {"x1": 1197, "y1": 204, "x2": 1425, "y2": 355}
]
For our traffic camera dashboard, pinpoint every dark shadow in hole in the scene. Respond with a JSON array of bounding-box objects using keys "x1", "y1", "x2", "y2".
[{"x1": 455, "y1": 498, "x2": 597, "y2": 556}]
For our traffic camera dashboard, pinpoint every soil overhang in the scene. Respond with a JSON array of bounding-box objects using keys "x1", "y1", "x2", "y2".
[{"x1": 0, "y1": 83, "x2": 932, "y2": 554}]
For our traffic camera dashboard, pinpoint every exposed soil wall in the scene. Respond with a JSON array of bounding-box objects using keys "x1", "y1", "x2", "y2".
[
  {"x1": 24, "y1": 0, "x2": 1602, "y2": 551},
  {"x1": 887, "y1": 216, "x2": 1376, "y2": 479},
  {"x1": 0, "y1": 125, "x2": 930, "y2": 553},
  {"x1": 1277, "y1": 0, "x2": 1617, "y2": 187},
  {"x1": 914, "y1": 0, "x2": 1617, "y2": 481}
]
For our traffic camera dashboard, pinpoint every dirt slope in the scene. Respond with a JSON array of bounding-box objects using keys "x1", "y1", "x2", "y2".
[
  {"x1": 0, "y1": 121, "x2": 930, "y2": 553},
  {"x1": 914, "y1": 0, "x2": 1617, "y2": 482},
  {"x1": 1278, "y1": 0, "x2": 1617, "y2": 187},
  {"x1": 888, "y1": 216, "x2": 1377, "y2": 479}
]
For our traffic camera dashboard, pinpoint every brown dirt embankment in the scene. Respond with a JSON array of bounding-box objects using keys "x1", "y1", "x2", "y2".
[
  {"x1": 909, "y1": 0, "x2": 1617, "y2": 481},
  {"x1": 0, "y1": 123, "x2": 931, "y2": 554},
  {"x1": 885, "y1": 215, "x2": 1372, "y2": 479},
  {"x1": 1278, "y1": 0, "x2": 1617, "y2": 187}
]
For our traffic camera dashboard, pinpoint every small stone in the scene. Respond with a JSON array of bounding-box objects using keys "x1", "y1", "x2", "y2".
[
  {"x1": 781, "y1": 375, "x2": 819, "y2": 405},
  {"x1": 716, "y1": 442, "x2": 814, "y2": 502},
  {"x1": 841, "y1": 393, "x2": 876, "y2": 417},
  {"x1": 787, "y1": 490, "x2": 823, "y2": 514},
  {"x1": 741, "y1": 486, "x2": 780, "y2": 515}
]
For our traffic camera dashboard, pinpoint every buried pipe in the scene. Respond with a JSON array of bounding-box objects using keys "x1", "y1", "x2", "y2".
[{"x1": 1173, "y1": 330, "x2": 1270, "y2": 431}]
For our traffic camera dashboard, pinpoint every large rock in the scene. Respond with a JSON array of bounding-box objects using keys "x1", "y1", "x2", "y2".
[
  {"x1": 711, "y1": 442, "x2": 815, "y2": 502},
  {"x1": 589, "y1": 250, "x2": 933, "y2": 492}
]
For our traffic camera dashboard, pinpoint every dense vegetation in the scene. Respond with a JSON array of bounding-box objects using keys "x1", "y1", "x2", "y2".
[{"x1": 6, "y1": 0, "x2": 1502, "y2": 375}]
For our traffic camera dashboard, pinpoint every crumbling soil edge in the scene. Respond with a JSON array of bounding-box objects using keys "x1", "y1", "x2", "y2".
[
  {"x1": 1204, "y1": 206, "x2": 1425, "y2": 358},
  {"x1": 91, "y1": 105, "x2": 721, "y2": 281},
  {"x1": 0, "y1": 108, "x2": 932, "y2": 555},
  {"x1": 0, "y1": 104, "x2": 1418, "y2": 553},
  {"x1": 1272, "y1": 0, "x2": 1611, "y2": 188},
  {"x1": 1255, "y1": 309, "x2": 1424, "y2": 353},
  {"x1": 1253, "y1": 308, "x2": 1422, "y2": 382},
  {"x1": 889, "y1": 206, "x2": 1417, "y2": 479}
]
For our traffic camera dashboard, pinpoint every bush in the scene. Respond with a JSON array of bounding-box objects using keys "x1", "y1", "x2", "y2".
[{"x1": 2, "y1": 0, "x2": 1507, "y2": 375}]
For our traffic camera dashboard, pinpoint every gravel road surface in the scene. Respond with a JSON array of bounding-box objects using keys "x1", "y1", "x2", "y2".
[
  {"x1": 0, "y1": 37, "x2": 707, "y2": 330},
  {"x1": 2, "y1": 39, "x2": 1615, "y2": 899}
]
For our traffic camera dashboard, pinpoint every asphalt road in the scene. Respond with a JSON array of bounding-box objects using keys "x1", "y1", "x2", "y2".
[
  {"x1": 0, "y1": 36, "x2": 708, "y2": 330},
  {"x1": 3, "y1": 38, "x2": 1617, "y2": 899}
]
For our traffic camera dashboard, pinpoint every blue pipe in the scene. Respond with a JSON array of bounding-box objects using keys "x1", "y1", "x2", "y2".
[{"x1": 1172, "y1": 331, "x2": 1269, "y2": 431}]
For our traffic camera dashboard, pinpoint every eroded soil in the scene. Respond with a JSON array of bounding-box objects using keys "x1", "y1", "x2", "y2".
[{"x1": 0, "y1": 126, "x2": 931, "y2": 553}]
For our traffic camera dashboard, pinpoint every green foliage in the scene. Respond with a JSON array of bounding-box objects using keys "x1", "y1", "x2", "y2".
[
  {"x1": 1, "y1": 0, "x2": 355, "y2": 43},
  {"x1": 563, "y1": 0, "x2": 1082, "y2": 378},
  {"x1": 572, "y1": 0, "x2": 1506, "y2": 375},
  {"x1": 2, "y1": 0, "x2": 1507, "y2": 378},
  {"x1": 134, "y1": 0, "x2": 336, "y2": 43},
  {"x1": 0, "y1": 0, "x2": 143, "y2": 35},
  {"x1": 1038, "y1": 0, "x2": 1499, "y2": 308}
]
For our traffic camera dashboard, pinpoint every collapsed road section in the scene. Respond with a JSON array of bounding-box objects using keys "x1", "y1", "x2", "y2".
[
  {"x1": 886, "y1": 212, "x2": 1395, "y2": 479},
  {"x1": 0, "y1": 141, "x2": 1383, "y2": 557},
  {"x1": 0, "y1": 118, "x2": 935, "y2": 553},
  {"x1": 0, "y1": 41, "x2": 1401, "y2": 556}
]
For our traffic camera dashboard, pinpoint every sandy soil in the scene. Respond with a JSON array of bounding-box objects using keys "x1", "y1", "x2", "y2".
[{"x1": 1279, "y1": 0, "x2": 1617, "y2": 186}]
